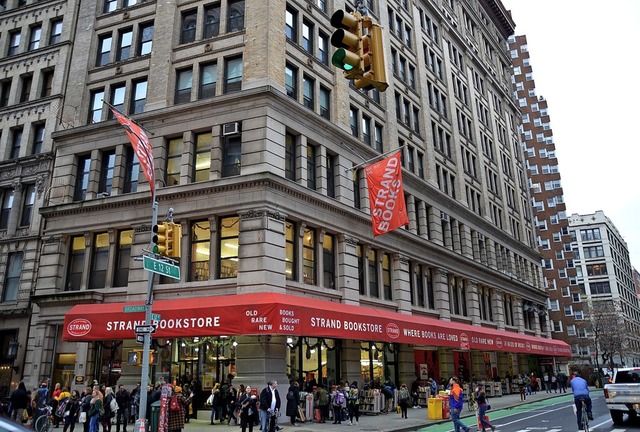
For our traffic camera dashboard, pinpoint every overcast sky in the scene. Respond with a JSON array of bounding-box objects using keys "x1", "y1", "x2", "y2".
[{"x1": 502, "y1": 0, "x2": 640, "y2": 270}]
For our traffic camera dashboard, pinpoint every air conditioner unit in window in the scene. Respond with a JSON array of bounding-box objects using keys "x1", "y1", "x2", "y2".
[
  {"x1": 222, "y1": 122, "x2": 240, "y2": 136},
  {"x1": 440, "y1": 212, "x2": 450, "y2": 222}
]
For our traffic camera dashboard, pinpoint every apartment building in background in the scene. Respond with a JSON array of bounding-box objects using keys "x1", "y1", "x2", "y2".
[
  {"x1": 0, "y1": 0, "x2": 77, "y2": 396},
  {"x1": 508, "y1": 34, "x2": 580, "y2": 371},
  {"x1": 569, "y1": 211, "x2": 640, "y2": 367},
  {"x1": 0, "y1": 0, "x2": 572, "y2": 399}
]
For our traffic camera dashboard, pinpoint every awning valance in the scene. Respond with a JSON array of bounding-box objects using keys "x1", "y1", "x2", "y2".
[{"x1": 62, "y1": 292, "x2": 571, "y2": 356}]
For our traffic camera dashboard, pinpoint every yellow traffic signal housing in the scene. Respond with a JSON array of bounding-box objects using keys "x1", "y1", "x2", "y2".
[
  {"x1": 166, "y1": 222, "x2": 181, "y2": 258},
  {"x1": 152, "y1": 223, "x2": 168, "y2": 255},
  {"x1": 330, "y1": 11, "x2": 388, "y2": 92},
  {"x1": 355, "y1": 24, "x2": 388, "y2": 92},
  {"x1": 330, "y1": 10, "x2": 364, "y2": 74}
]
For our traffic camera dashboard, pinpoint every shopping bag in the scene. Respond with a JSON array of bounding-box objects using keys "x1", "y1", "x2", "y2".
[
  {"x1": 477, "y1": 414, "x2": 490, "y2": 428},
  {"x1": 79, "y1": 412, "x2": 87, "y2": 423},
  {"x1": 314, "y1": 408, "x2": 321, "y2": 422}
]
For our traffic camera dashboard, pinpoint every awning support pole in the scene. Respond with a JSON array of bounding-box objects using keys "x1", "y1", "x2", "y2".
[{"x1": 136, "y1": 194, "x2": 158, "y2": 432}]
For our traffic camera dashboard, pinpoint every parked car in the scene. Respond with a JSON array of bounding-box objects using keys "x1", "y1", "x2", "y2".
[
  {"x1": 604, "y1": 367, "x2": 640, "y2": 424},
  {"x1": 0, "y1": 416, "x2": 33, "y2": 432}
]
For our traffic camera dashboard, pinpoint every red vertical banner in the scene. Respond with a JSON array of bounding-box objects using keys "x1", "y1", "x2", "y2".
[
  {"x1": 364, "y1": 151, "x2": 409, "y2": 236},
  {"x1": 111, "y1": 109, "x2": 155, "y2": 196}
]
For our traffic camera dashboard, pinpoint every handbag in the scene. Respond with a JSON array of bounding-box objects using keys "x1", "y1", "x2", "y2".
[
  {"x1": 22, "y1": 409, "x2": 29, "y2": 422},
  {"x1": 110, "y1": 397, "x2": 119, "y2": 413},
  {"x1": 79, "y1": 412, "x2": 87, "y2": 423}
]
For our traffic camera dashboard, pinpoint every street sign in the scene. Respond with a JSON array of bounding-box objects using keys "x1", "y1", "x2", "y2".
[
  {"x1": 136, "y1": 334, "x2": 145, "y2": 344},
  {"x1": 143, "y1": 255, "x2": 180, "y2": 280},
  {"x1": 151, "y1": 313, "x2": 161, "y2": 321},
  {"x1": 135, "y1": 325, "x2": 156, "y2": 334},
  {"x1": 124, "y1": 305, "x2": 146, "y2": 313}
]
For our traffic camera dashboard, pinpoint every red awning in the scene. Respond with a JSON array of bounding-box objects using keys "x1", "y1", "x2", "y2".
[{"x1": 62, "y1": 292, "x2": 571, "y2": 356}]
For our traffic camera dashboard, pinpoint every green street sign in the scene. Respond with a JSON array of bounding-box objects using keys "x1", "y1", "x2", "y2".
[
  {"x1": 124, "y1": 305, "x2": 146, "y2": 313},
  {"x1": 151, "y1": 313, "x2": 161, "y2": 321},
  {"x1": 143, "y1": 255, "x2": 180, "y2": 280}
]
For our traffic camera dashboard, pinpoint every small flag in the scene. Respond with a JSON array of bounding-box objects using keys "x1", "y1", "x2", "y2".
[
  {"x1": 111, "y1": 109, "x2": 155, "y2": 196},
  {"x1": 365, "y1": 151, "x2": 409, "y2": 237}
]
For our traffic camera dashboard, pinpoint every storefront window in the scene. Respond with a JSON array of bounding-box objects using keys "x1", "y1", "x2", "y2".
[
  {"x1": 170, "y1": 337, "x2": 235, "y2": 393},
  {"x1": 360, "y1": 342, "x2": 398, "y2": 386},
  {"x1": 287, "y1": 337, "x2": 339, "y2": 390},
  {"x1": 95, "y1": 340, "x2": 123, "y2": 387}
]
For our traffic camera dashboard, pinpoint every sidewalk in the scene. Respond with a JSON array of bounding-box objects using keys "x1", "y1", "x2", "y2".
[{"x1": 183, "y1": 388, "x2": 575, "y2": 432}]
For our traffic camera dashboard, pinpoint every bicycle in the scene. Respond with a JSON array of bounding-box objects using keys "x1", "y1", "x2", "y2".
[
  {"x1": 34, "y1": 406, "x2": 54, "y2": 432},
  {"x1": 580, "y1": 399, "x2": 590, "y2": 432}
]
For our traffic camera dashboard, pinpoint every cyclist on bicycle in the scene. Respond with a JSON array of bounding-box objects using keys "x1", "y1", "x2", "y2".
[
  {"x1": 570, "y1": 371, "x2": 593, "y2": 431},
  {"x1": 32, "y1": 382, "x2": 50, "y2": 429}
]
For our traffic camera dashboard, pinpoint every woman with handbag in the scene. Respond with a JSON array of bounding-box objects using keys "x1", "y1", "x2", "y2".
[
  {"x1": 63, "y1": 390, "x2": 81, "y2": 432},
  {"x1": 475, "y1": 384, "x2": 495, "y2": 432},
  {"x1": 238, "y1": 386, "x2": 257, "y2": 432},
  {"x1": 285, "y1": 381, "x2": 300, "y2": 426}
]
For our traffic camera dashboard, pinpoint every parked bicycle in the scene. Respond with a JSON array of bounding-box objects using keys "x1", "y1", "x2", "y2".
[{"x1": 34, "y1": 405, "x2": 54, "y2": 432}]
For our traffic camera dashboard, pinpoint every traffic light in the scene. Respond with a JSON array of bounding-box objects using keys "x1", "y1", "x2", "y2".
[
  {"x1": 330, "y1": 10, "x2": 364, "y2": 74},
  {"x1": 166, "y1": 222, "x2": 181, "y2": 258},
  {"x1": 330, "y1": 11, "x2": 388, "y2": 92},
  {"x1": 355, "y1": 24, "x2": 388, "y2": 92},
  {"x1": 152, "y1": 222, "x2": 168, "y2": 255}
]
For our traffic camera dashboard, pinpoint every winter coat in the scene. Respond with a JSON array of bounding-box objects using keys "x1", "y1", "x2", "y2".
[
  {"x1": 11, "y1": 384, "x2": 30, "y2": 409},
  {"x1": 285, "y1": 385, "x2": 299, "y2": 417},
  {"x1": 168, "y1": 394, "x2": 187, "y2": 431},
  {"x1": 238, "y1": 393, "x2": 257, "y2": 422}
]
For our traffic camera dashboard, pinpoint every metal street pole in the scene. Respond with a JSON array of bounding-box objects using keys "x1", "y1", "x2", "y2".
[{"x1": 135, "y1": 198, "x2": 158, "y2": 432}]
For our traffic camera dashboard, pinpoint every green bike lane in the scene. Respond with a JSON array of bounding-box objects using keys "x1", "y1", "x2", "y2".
[{"x1": 411, "y1": 394, "x2": 575, "y2": 432}]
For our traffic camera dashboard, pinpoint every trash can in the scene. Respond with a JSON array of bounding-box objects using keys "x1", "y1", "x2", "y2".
[
  {"x1": 427, "y1": 397, "x2": 442, "y2": 420},
  {"x1": 150, "y1": 401, "x2": 161, "y2": 432},
  {"x1": 438, "y1": 395, "x2": 450, "y2": 419}
]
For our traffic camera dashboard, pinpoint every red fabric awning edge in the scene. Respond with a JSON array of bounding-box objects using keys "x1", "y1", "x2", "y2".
[{"x1": 62, "y1": 292, "x2": 571, "y2": 356}]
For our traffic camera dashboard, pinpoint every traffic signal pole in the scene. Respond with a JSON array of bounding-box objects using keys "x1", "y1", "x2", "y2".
[{"x1": 135, "y1": 196, "x2": 158, "y2": 432}]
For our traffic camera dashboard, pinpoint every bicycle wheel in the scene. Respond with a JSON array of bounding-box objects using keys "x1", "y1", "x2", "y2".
[
  {"x1": 35, "y1": 414, "x2": 52, "y2": 432},
  {"x1": 582, "y1": 404, "x2": 590, "y2": 432}
]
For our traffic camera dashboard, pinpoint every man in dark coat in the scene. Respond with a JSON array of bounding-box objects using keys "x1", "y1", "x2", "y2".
[
  {"x1": 10, "y1": 382, "x2": 29, "y2": 423},
  {"x1": 259, "y1": 381, "x2": 281, "y2": 432},
  {"x1": 285, "y1": 381, "x2": 300, "y2": 426}
]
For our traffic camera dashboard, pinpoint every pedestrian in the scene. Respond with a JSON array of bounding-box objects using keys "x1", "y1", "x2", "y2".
[
  {"x1": 285, "y1": 381, "x2": 300, "y2": 426},
  {"x1": 55, "y1": 385, "x2": 71, "y2": 428},
  {"x1": 346, "y1": 383, "x2": 359, "y2": 426},
  {"x1": 128, "y1": 383, "x2": 141, "y2": 425},
  {"x1": 543, "y1": 372, "x2": 550, "y2": 393},
  {"x1": 63, "y1": 390, "x2": 81, "y2": 432},
  {"x1": 258, "y1": 381, "x2": 280, "y2": 432},
  {"x1": 10, "y1": 381, "x2": 29, "y2": 424},
  {"x1": 167, "y1": 387, "x2": 187, "y2": 432},
  {"x1": 448, "y1": 376, "x2": 470, "y2": 432},
  {"x1": 557, "y1": 372, "x2": 568, "y2": 393},
  {"x1": 238, "y1": 386, "x2": 258, "y2": 432},
  {"x1": 210, "y1": 383, "x2": 222, "y2": 424},
  {"x1": 410, "y1": 378, "x2": 420, "y2": 408},
  {"x1": 429, "y1": 377, "x2": 438, "y2": 397},
  {"x1": 102, "y1": 387, "x2": 116, "y2": 432},
  {"x1": 474, "y1": 384, "x2": 495, "y2": 432},
  {"x1": 551, "y1": 373, "x2": 557, "y2": 393},
  {"x1": 313, "y1": 384, "x2": 329, "y2": 423},
  {"x1": 397, "y1": 384, "x2": 410, "y2": 419},
  {"x1": 331, "y1": 385, "x2": 345, "y2": 424},
  {"x1": 88, "y1": 390, "x2": 103, "y2": 432},
  {"x1": 524, "y1": 374, "x2": 532, "y2": 395},
  {"x1": 32, "y1": 382, "x2": 50, "y2": 430},
  {"x1": 115, "y1": 385, "x2": 131, "y2": 432},
  {"x1": 516, "y1": 374, "x2": 525, "y2": 401},
  {"x1": 182, "y1": 384, "x2": 192, "y2": 423},
  {"x1": 81, "y1": 386, "x2": 93, "y2": 432}
]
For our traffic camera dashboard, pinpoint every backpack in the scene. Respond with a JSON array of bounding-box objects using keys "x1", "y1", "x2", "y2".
[
  {"x1": 286, "y1": 391, "x2": 295, "y2": 401},
  {"x1": 170, "y1": 395, "x2": 181, "y2": 412},
  {"x1": 335, "y1": 391, "x2": 345, "y2": 405},
  {"x1": 398, "y1": 388, "x2": 409, "y2": 402}
]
